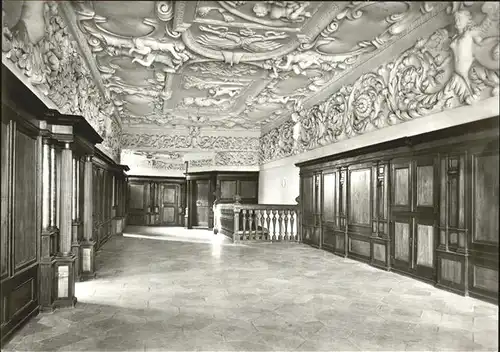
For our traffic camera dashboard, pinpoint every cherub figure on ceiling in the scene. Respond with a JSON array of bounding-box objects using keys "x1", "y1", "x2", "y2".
[
  {"x1": 129, "y1": 37, "x2": 192, "y2": 72},
  {"x1": 252, "y1": 1, "x2": 311, "y2": 22}
]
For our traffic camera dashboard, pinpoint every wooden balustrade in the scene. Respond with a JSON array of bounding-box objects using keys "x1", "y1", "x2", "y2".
[{"x1": 215, "y1": 203, "x2": 299, "y2": 242}]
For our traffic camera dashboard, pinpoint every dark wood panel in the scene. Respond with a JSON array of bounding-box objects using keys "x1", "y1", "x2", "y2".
[
  {"x1": 221, "y1": 180, "x2": 237, "y2": 200},
  {"x1": 160, "y1": 184, "x2": 178, "y2": 225},
  {"x1": 13, "y1": 130, "x2": 37, "y2": 271},
  {"x1": 473, "y1": 153, "x2": 499, "y2": 244},
  {"x1": 129, "y1": 183, "x2": 145, "y2": 210},
  {"x1": 394, "y1": 221, "x2": 410, "y2": 262},
  {"x1": 1, "y1": 120, "x2": 10, "y2": 279},
  {"x1": 473, "y1": 265, "x2": 498, "y2": 293},
  {"x1": 194, "y1": 180, "x2": 210, "y2": 228},
  {"x1": 349, "y1": 168, "x2": 371, "y2": 225},
  {"x1": 322, "y1": 172, "x2": 336, "y2": 223},
  {"x1": 416, "y1": 165, "x2": 433, "y2": 207},
  {"x1": 302, "y1": 176, "x2": 313, "y2": 216},
  {"x1": 239, "y1": 180, "x2": 257, "y2": 199},
  {"x1": 349, "y1": 238, "x2": 370, "y2": 257},
  {"x1": 394, "y1": 167, "x2": 410, "y2": 206},
  {"x1": 440, "y1": 258, "x2": 462, "y2": 284}
]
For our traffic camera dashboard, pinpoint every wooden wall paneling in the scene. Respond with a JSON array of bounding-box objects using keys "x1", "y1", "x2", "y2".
[
  {"x1": 371, "y1": 161, "x2": 390, "y2": 269},
  {"x1": 301, "y1": 174, "x2": 315, "y2": 246},
  {"x1": 221, "y1": 180, "x2": 237, "y2": 201},
  {"x1": 126, "y1": 177, "x2": 186, "y2": 227},
  {"x1": 321, "y1": 171, "x2": 336, "y2": 251},
  {"x1": 239, "y1": 180, "x2": 257, "y2": 200},
  {"x1": 0, "y1": 118, "x2": 40, "y2": 346},
  {"x1": 468, "y1": 144, "x2": 499, "y2": 302},
  {"x1": 297, "y1": 116, "x2": 499, "y2": 303},
  {"x1": 13, "y1": 128, "x2": 38, "y2": 273},
  {"x1": 412, "y1": 156, "x2": 437, "y2": 282},
  {"x1": 347, "y1": 164, "x2": 372, "y2": 262},
  {"x1": 1, "y1": 119, "x2": 11, "y2": 281}
]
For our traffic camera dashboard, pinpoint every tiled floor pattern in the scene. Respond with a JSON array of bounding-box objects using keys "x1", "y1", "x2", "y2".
[{"x1": 3, "y1": 226, "x2": 498, "y2": 351}]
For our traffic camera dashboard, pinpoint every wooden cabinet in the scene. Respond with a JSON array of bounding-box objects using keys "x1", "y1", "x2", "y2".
[
  {"x1": 127, "y1": 176, "x2": 186, "y2": 226},
  {"x1": 297, "y1": 117, "x2": 499, "y2": 303}
]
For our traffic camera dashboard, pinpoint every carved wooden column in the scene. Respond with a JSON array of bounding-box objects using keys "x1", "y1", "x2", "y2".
[
  {"x1": 71, "y1": 155, "x2": 82, "y2": 281},
  {"x1": 54, "y1": 142, "x2": 77, "y2": 308},
  {"x1": 40, "y1": 138, "x2": 57, "y2": 311},
  {"x1": 185, "y1": 179, "x2": 192, "y2": 229},
  {"x1": 81, "y1": 155, "x2": 96, "y2": 280}
]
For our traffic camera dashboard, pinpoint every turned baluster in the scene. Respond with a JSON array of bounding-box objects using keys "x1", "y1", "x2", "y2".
[
  {"x1": 276, "y1": 210, "x2": 282, "y2": 241},
  {"x1": 246, "y1": 209, "x2": 252, "y2": 240},
  {"x1": 271, "y1": 209, "x2": 277, "y2": 241},
  {"x1": 262, "y1": 210, "x2": 267, "y2": 240},
  {"x1": 283, "y1": 210, "x2": 289, "y2": 241},
  {"x1": 242, "y1": 209, "x2": 247, "y2": 241},
  {"x1": 256, "y1": 210, "x2": 262, "y2": 240},
  {"x1": 264, "y1": 210, "x2": 270, "y2": 241},
  {"x1": 290, "y1": 211, "x2": 296, "y2": 241}
]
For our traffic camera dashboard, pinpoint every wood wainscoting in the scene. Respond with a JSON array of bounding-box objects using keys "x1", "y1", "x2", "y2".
[
  {"x1": 126, "y1": 176, "x2": 186, "y2": 227},
  {"x1": 297, "y1": 117, "x2": 499, "y2": 303}
]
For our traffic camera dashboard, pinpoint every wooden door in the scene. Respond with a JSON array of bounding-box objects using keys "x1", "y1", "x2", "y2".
[
  {"x1": 194, "y1": 180, "x2": 210, "y2": 228},
  {"x1": 127, "y1": 182, "x2": 147, "y2": 225},
  {"x1": 391, "y1": 156, "x2": 437, "y2": 281},
  {"x1": 159, "y1": 183, "x2": 178, "y2": 225}
]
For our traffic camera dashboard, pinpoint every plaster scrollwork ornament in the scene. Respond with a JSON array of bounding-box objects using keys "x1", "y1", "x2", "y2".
[
  {"x1": 215, "y1": 151, "x2": 259, "y2": 166},
  {"x1": 196, "y1": 25, "x2": 288, "y2": 53},
  {"x1": 270, "y1": 1, "x2": 413, "y2": 77},
  {"x1": 188, "y1": 61, "x2": 259, "y2": 77},
  {"x1": 197, "y1": 5, "x2": 235, "y2": 23},
  {"x1": 190, "y1": 159, "x2": 215, "y2": 168},
  {"x1": 261, "y1": 4, "x2": 500, "y2": 164},
  {"x1": 183, "y1": 76, "x2": 246, "y2": 98},
  {"x1": 220, "y1": 1, "x2": 312, "y2": 27},
  {"x1": 156, "y1": 1, "x2": 182, "y2": 38},
  {"x1": 181, "y1": 96, "x2": 233, "y2": 110}
]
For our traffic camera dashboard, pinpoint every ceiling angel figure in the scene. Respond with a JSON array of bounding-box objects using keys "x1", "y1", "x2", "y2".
[
  {"x1": 196, "y1": 25, "x2": 288, "y2": 52},
  {"x1": 440, "y1": 2, "x2": 499, "y2": 103},
  {"x1": 129, "y1": 37, "x2": 192, "y2": 72},
  {"x1": 252, "y1": 1, "x2": 311, "y2": 22}
]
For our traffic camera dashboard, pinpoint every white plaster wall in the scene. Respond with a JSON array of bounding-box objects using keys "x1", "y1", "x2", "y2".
[{"x1": 258, "y1": 163, "x2": 300, "y2": 205}]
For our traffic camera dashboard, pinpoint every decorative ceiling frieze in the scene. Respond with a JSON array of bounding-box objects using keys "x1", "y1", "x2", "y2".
[{"x1": 260, "y1": 1, "x2": 500, "y2": 163}]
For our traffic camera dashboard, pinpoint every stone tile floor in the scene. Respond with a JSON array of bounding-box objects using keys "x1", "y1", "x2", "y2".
[{"x1": 3, "y1": 226, "x2": 498, "y2": 351}]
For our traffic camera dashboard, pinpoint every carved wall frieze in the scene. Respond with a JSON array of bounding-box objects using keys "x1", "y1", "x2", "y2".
[
  {"x1": 2, "y1": 0, "x2": 122, "y2": 162},
  {"x1": 121, "y1": 132, "x2": 260, "y2": 151},
  {"x1": 260, "y1": 2, "x2": 500, "y2": 164},
  {"x1": 215, "y1": 151, "x2": 259, "y2": 166},
  {"x1": 190, "y1": 159, "x2": 214, "y2": 168}
]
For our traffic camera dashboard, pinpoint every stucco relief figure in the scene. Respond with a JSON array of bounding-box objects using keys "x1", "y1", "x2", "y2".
[
  {"x1": 442, "y1": 3, "x2": 499, "y2": 103},
  {"x1": 182, "y1": 96, "x2": 231, "y2": 108},
  {"x1": 208, "y1": 86, "x2": 242, "y2": 98},
  {"x1": 196, "y1": 25, "x2": 287, "y2": 52},
  {"x1": 252, "y1": 1, "x2": 311, "y2": 22},
  {"x1": 129, "y1": 37, "x2": 191, "y2": 72}
]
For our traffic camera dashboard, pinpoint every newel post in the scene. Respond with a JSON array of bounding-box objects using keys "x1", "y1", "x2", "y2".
[
  {"x1": 233, "y1": 195, "x2": 242, "y2": 243},
  {"x1": 295, "y1": 195, "x2": 301, "y2": 242}
]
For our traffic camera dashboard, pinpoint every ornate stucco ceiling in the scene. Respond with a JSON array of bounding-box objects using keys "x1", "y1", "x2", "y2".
[{"x1": 65, "y1": 1, "x2": 443, "y2": 133}]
